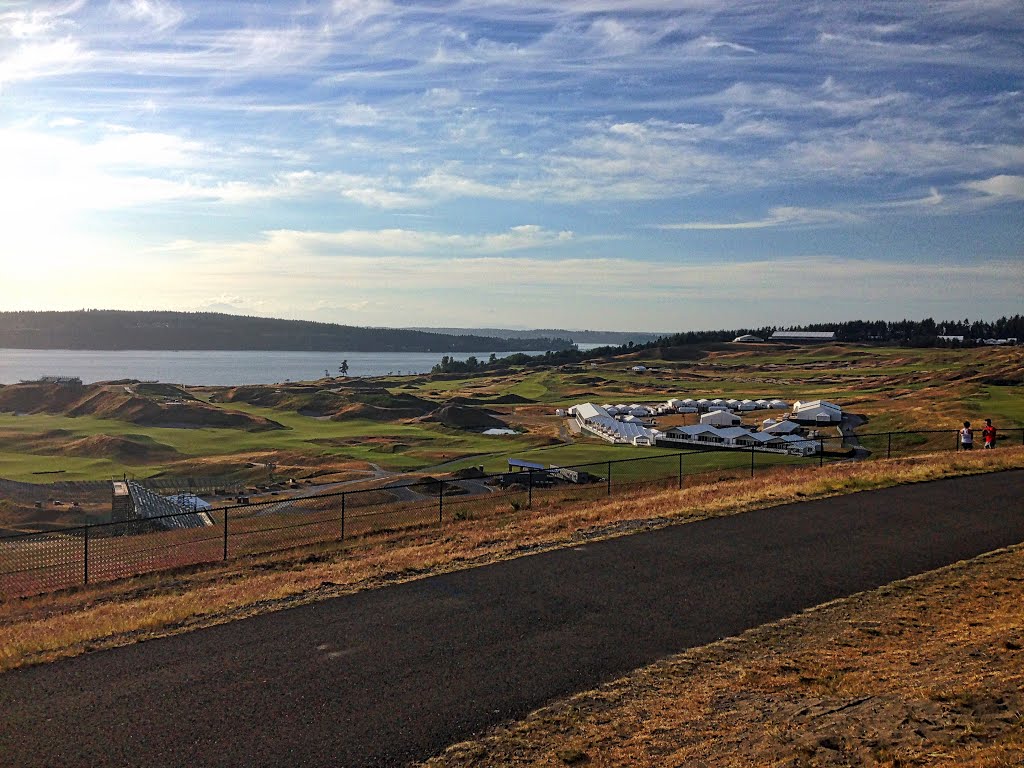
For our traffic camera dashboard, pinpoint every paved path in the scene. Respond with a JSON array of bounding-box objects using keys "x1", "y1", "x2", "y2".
[{"x1": 3, "y1": 471, "x2": 1023, "y2": 768}]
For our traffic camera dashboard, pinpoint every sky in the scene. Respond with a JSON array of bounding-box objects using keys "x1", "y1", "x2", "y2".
[{"x1": 1, "y1": 0, "x2": 1022, "y2": 332}]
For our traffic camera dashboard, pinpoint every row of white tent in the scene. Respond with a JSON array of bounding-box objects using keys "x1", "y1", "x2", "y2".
[
  {"x1": 569, "y1": 403, "x2": 819, "y2": 454},
  {"x1": 656, "y1": 424, "x2": 820, "y2": 455},
  {"x1": 599, "y1": 398, "x2": 790, "y2": 417}
]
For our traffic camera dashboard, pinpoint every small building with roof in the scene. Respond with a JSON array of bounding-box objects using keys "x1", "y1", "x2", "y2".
[
  {"x1": 791, "y1": 399, "x2": 842, "y2": 424},
  {"x1": 769, "y1": 331, "x2": 836, "y2": 343},
  {"x1": 701, "y1": 409, "x2": 742, "y2": 427}
]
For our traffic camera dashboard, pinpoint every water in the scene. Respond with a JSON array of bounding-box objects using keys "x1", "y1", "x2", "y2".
[{"x1": 0, "y1": 348, "x2": 558, "y2": 386}]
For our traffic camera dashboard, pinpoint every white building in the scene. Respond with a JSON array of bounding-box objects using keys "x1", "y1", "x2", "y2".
[
  {"x1": 791, "y1": 399, "x2": 842, "y2": 424},
  {"x1": 769, "y1": 331, "x2": 836, "y2": 343},
  {"x1": 631, "y1": 365, "x2": 647, "y2": 372},
  {"x1": 701, "y1": 409, "x2": 742, "y2": 427},
  {"x1": 762, "y1": 419, "x2": 803, "y2": 435}
]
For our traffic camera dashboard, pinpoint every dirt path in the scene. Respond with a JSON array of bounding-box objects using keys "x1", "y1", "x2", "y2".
[{"x1": 1, "y1": 471, "x2": 1022, "y2": 768}]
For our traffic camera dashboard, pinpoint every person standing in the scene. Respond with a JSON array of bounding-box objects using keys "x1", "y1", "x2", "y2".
[
  {"x1": 960, "y1": 420, "x2": 974, "y2": 450},
  {"x1": 982, "y1": 418, "x2": 996, "y2": 449}
]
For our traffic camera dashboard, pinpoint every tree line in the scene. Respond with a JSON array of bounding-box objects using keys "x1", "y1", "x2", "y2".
[
  {"x1": 430, "y1": 315, "x2": 1022, "y2": 374},
  {"x1": 0, "y1": 311, "x2": 575, "y2": 353}
]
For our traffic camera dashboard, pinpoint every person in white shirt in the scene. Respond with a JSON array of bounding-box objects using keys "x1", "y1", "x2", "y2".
[{"x1": 959, "y1": 420, "x2": 973, "y2": 450}]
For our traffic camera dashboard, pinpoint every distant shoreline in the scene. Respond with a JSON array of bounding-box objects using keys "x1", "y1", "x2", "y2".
[{"x1": 0, "y1": 348, "x2": 558, "y2": 387}]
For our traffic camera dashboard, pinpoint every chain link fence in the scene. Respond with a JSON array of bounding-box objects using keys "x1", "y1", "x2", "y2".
[{"x1": 1, "y1": 427, "x2": 1021, "y2": 598}]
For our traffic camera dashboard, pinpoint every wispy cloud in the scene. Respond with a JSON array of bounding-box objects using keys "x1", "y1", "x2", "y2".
[
  {"x1": 962, "y1": 174, "x2": 1024, "y2": 202},
  {"x1": 3, "y1": 1, "x2": 1022, "y2": 323},
  {"x1": 108, "y1": 0, "x2": 185, "y2": 33},
  {"x1": 659, "y1": 207, "x2": 860, "y2": 230}
]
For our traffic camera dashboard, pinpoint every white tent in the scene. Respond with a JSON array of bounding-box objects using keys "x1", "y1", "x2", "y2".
[
  {"x1": 701, "y1": 409, "x2": 742, "y2": 427},
  {"x1": 762, "y1": 419, "x2": 803, "y2": 435},
  {"x1": 792, "y1": 400, "x2": 842, "y2": 424}
]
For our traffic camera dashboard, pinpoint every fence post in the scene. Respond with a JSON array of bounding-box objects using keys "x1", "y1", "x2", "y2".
[
  {"x1": 678, "y1": 452, "x2": 683, "y2": 489},
  {"x1": 527, "y1": 469, "x2": 533, "y2": 509},
  {"x1": 83, "y1": 525, "x2": 89, "y2": 585},
  {"x1": 438, "y1": 479, "x2": 444, "y2": 526},
  {"x1": 223, "y1": 508, "x2": 229, "y2": 561},
  {"x1": 341, "y1": 492, "x2": 346, "y2": 541},
  {"x1": 887, "y1": 432, "x2": 892, "y2": 459},
  {"x1": 819, "y1": 436, "x2": 824, "y2": 467},
  {"x1": 607, "y1": 461, "x2": 612, "y2": 496},
  {"x1": 955, "y1": 430, "x2": 959, "y2": 452}
]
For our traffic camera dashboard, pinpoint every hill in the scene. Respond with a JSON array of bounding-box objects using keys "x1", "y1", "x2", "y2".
[
  {"x1": 0, "y1": 311, "x2": 575, "y2": 353},
  {"x1": 0, "y1": 381, "x2": 284, "y2": 431}
]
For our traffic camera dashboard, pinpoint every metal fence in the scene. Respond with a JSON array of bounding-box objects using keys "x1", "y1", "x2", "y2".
[{"x1": 1, "y1": 427, "x2": 1020, "y2": 598}]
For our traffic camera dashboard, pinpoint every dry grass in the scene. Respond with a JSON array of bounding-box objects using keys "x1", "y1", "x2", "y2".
[
  {"x1": 421, "y1": 541, "x2": 1024, "y2": 768},
  {"x1": 1, "y1": 448, "x2": 1022, "y2": 678}
]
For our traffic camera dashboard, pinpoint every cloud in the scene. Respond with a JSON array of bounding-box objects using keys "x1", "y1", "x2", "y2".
[
  {"x1": 48, "y1": 116, "x2": 84, "y2": 128},
  {"x1": 108, "y1": 0, "x2": 184, "y2": 32},
  {"x1": 685, "y1": 35, "x2": 756, "y2": 54},
  {"x1": 962, "y1": 174, "x2": 1024, "y2": 201},
  {"x1": 659, "y1": 207, "x2": 861, "y2": 230},
  {"x1": 332, "y1": 102, "x2": 383, "y2": 126},
  {"x1": 258, "y1": 224, "x2": 574, "y2": 255},
  {"x1": 0, "y1": 36, "x2": 88, "y2": 85}
]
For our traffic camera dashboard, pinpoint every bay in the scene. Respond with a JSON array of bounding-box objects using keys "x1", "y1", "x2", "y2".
[{"x1": 0, "y1": 346, "x2": 608, "y2": 386}]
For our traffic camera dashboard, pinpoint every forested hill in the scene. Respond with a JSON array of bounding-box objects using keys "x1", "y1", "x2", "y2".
[{"x1": 0, "y1": 311, "x2": 575, "y2": 353}]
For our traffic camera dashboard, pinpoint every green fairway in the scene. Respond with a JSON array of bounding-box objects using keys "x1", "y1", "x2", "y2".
[{"x1": 965, "y1": 386, "x2": 1024, "y2": 427}]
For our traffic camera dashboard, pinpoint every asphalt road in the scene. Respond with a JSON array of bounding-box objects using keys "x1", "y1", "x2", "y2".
[{"x1": 3, "y1": 471, "x2": 1023, "y2": 768}]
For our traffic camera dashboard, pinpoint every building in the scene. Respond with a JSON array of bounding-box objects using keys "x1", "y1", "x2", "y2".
[
  {"x1": 791, "y1": 399, "x2": 842, "y2": 424},
  {"x1": 701, "y1": 409, "x2": 742, "y2": 427},
  {"x1": 631, "y1": 365, "x2": 647, "y2": 372},
  {"x1": 657, "y1": 424, "x2": 818, "y2": 455},
  {"x1": 762, "y1": 419, "x2": 803, "y2": 435},
  {"x1": 732, "y1": 334, "x2": 765, "y2": 343},
  {"x1": 769, "y1": 331, "x2": 836, "y2": 343}
]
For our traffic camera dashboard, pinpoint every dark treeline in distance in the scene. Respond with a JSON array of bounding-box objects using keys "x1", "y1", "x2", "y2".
[
  {"x1": 789, "y1": 317, "x2": 1024, "y2": 346},
  {"x1": 430, "y1": 316, "x2": 1023, "y2": 374},
  {"x1": 0, "y1": 311, "x2": 575, "y2": 353},
  {"x1": 408, "y1": 327, "x2": 663, "y2": 346}
]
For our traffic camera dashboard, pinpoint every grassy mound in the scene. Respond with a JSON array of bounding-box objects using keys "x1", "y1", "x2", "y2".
[
  {"x1": 414, "y1": 404, "x2": 510, "y2": 431},
  {"x1": 59, "y1": 434, "x2": 179, "y2": 463}
]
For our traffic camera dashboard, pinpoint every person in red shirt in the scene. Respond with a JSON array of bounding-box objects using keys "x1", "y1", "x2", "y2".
[{"x1": 982, "y1": 418, "x2": 996, "y2": 449}]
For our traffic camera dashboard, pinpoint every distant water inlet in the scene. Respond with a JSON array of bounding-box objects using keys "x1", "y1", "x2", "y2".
[{"x1": 0, "y1": 348, "x2": 558, "y2": 386}]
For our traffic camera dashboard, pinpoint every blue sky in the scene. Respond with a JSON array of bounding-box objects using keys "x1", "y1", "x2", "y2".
[{"x1": 2, "y1": 0, "x2": 1022, "y2": 331}]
